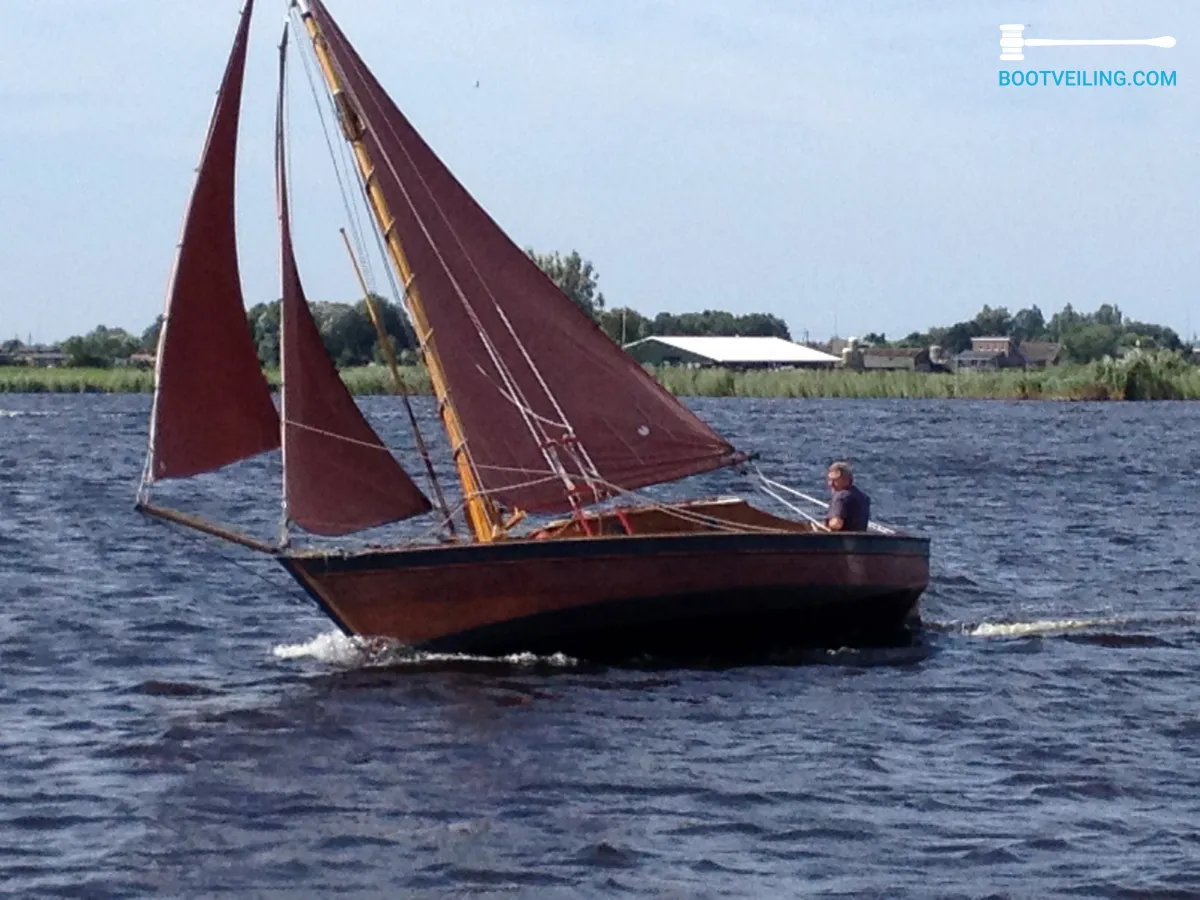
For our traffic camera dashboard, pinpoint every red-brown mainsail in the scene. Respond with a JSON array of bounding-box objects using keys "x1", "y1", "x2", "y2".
[
  {"x1": 307, "y1": 0, "x2": 742, "y2": 514},
  {"x1": 147, "y1": 0, "x2": 279, "y2": 482},
  {"x1": 274, "y1": 33, "x2": 432, "y2": 536}
]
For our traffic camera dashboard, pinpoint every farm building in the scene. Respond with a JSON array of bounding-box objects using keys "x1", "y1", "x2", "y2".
[{"x1": 623, "y1": 336, "x2": 840, "y2": 369}]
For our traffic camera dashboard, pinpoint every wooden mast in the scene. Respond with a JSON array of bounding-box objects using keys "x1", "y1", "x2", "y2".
[{"x1": 297, "y1": 6, "x2": 502, "y2": 542}]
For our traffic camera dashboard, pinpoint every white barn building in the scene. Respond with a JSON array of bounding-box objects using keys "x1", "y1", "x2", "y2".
[{"x1": 623, "y1": 336, "x2": 839, "y2": 370}]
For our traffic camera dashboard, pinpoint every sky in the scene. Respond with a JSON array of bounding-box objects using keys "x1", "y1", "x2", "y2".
[{"x1": 1, "y1": 0, "x2": 1196, "y2": 345}]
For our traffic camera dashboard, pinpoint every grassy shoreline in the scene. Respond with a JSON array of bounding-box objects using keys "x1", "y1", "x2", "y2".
[{"x1": 2, "y1": 357, "x2": 1198, "y2": 400}]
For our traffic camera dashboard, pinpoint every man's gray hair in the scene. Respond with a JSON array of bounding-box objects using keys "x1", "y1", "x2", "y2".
[{"x1": 828, "y1": 460, "x2": 854, "y2": 481}]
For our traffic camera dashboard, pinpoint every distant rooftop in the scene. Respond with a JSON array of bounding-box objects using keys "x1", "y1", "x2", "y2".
[
  {"x1": 624, "y1": 336, "x2": 840, "y2": 365},
  {"x1": 1018, "y1": 341, "x2": 1063, "y2": 363}
]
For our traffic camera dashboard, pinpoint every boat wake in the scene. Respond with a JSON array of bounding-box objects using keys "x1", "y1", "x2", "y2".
[
  {"x1": 927, "y1": 612, "x2": 1200, "y2": 646},
  {"x1": 967, "y1": 618, "x2": 1120, "y2": 638},
  {"x1": 272, "y1": 630, "x2": 939, "y2": 671},
  {"x1": 272, "y1": 630, "x2": 580, "y2": 670}
]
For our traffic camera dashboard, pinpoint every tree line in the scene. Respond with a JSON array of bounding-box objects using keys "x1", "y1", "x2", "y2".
[
  {"x1": 5, "y1": 296, "x2": 418, "y2": 371},
  {"x1": 527, "y1": 250, "x2": 791, "y2": 344},
  {"x1": 862, "y1": 302, "x2": 1186, "y2": 364},
  {"x1": 9, "y1": 251, "x2": 1188, "y2": 369},
  {"x1": 17, "y1": 250, "x2": 790, "y2": 369}
]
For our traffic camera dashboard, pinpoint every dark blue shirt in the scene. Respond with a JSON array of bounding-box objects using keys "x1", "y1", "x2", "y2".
[{"x1": 828, "y1": 485, "x2": 870, "y2": 531}]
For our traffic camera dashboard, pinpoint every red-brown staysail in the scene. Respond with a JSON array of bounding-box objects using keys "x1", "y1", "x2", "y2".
[
  {"x1": 275, "y1": 31, "x2": 432, "y2": 536},
  {"x1": 147, "y1": 0, "x2": 280, "y2": 482},
  {"x1": 306, "y1": 0, "x2": 743, "y2": 514}
]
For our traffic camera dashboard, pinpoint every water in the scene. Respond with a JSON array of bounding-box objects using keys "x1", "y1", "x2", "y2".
[{"x1": 2, "y1": 394, "x2": 1198, "y2": 897}]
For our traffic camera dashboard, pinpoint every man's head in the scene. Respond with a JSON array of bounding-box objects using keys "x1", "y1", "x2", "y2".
[{"x1": 827, "y1": 461, "x2": 853, "y2": 492}]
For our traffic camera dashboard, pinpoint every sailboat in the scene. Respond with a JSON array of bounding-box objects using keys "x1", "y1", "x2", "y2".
[{"x1": 135, "y1": 0, "x2": 930, "y2": 662}]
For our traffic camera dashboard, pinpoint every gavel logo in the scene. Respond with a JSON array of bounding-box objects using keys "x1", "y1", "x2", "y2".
[{"x1": 1000, "y1": 24, "x2": 1176, "y2": 62}]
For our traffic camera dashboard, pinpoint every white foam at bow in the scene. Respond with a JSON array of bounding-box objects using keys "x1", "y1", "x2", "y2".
[
  {"x1": 272, "y1": 630, "x2": 578, "y2": 668},
  {"x1": 272, "y1": 630, "x2": 368, "y2": 664}
]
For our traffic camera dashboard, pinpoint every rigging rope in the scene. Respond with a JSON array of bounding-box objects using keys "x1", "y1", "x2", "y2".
[
  {"x1": 754, "y1": 467, "x2": 897, "y2": 535},
  {"x1": 289, "y1": 11, "x2": 375, "y2": 290},
  {"x1": 283, "y1": 417, "x2": 414, "y2": 452},
  {"x1": 464, "y1": 462, "x2": 800, "y2": 536}
]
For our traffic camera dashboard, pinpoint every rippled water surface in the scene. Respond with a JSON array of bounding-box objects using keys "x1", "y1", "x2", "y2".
[{"x1": 2, "y1": 394, "x2": 1198, "y2": 897}]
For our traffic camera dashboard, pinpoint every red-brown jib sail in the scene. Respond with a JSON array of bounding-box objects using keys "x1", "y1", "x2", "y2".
[
  {"x1": 147, "y1": 0, "x2": 280, "y2": 482},
  {"x1": 275, "y1": 32, "x2": 432, "y2": 536},
  {"x1": 306, "y1": 1, "x2": 741, "y2": 515}
]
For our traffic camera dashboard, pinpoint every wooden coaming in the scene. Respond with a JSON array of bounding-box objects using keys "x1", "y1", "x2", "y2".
[{"x1": 529, "y1": 497, "x2": 815, "y2": 539}]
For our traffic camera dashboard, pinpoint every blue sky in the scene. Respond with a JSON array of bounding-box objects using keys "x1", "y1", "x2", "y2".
[{"x1": 2, "y1": 1, "x2": 1195, "y2": 344}]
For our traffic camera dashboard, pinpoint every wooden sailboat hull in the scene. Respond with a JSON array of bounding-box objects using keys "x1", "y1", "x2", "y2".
[{"x1": 278, "y1": 530, "x2": 930, "y2": 661}]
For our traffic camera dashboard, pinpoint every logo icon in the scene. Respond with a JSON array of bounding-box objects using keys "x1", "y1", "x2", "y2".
[{"x1": 999, "y1": 25, "x2": 1176, "y2": 62}]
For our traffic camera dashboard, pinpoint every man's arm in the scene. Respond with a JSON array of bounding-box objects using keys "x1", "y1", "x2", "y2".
[{"x1": 825, "y1": 494, "x2": 846, "y2": 531}]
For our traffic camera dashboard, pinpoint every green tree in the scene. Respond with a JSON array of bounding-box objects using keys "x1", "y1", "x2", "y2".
[
  {"x1": 641, "y1": 309, "x2": 789, "y2": 340},
  {"x1": 1010, "y1": 306, "x2": 1046, "y2": 342},
  {"x1": 356, "y1": 294, "x2": 416, "y2": 362},
  {"x1": 1093, "y1": 303, "x2": 1123, "y2": 328},
  {"x1": 247, "y1": 301, "x2": 281, "y2": 367},
  {"x1": 598, "y1": 307, "x2": 650, "y2": 344},
  {"x1": 527, "y1": 249, "x2": 606, "y2": 319},
  {"x1": 651, "y1": 312, "x2": 681, "y2": 335},
  {"x1": 62, "y1": 325, "x2": 140, "y2": 368},
  {"x1": 972, "y1": 304, "x2": 1012, "y2": 336},
  {"x1": 1121, "y1": 320, "x2": 1181, "y2": 351},
  {"x1": 734, "y1": 313, "x2": 790, "y2": 339},
  {"x1": 678, "y1": 311, "x2": 735, "y2": 336},
  {"x1": 1047, "y1": 304, "x2": 1084, "y2": 341},
  {"x1": 244, "y1": 296, "x2": 414, "y2": 369},
  {"x1": 1064, "y1": 323, "x2": 1119, "y2": 362},
  {"x1": 928, "y1": 321, "x2": 979, "y2": 354},
  {"x1": 310, "y1": 302, "x2": 375, "y2": 367},
  {"x1": 141, "y1": 316, "x2": 163, "y2": 352}
]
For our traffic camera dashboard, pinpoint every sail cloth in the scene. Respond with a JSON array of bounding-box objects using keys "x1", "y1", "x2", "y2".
[
  {"x1": 275, "y1": 31, "x2": 432, "y2": 536},
  {"x1": 147, "y1": 0, "x2": 281, "y2": 482},
  {"x1": 306, "y1": 1, "x2": 742, "y2": 514}
]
